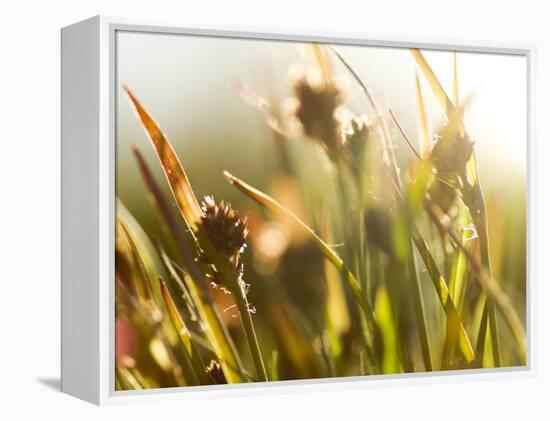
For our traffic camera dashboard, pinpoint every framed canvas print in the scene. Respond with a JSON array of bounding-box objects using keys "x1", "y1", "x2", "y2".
[{"x1": 61, "y1": 16, "x2": 534, "y2": 405}]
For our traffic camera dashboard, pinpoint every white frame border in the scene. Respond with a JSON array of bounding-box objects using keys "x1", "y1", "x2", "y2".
[{"x1": 96, "y1": 15, "x2": 536, "y2": 405}]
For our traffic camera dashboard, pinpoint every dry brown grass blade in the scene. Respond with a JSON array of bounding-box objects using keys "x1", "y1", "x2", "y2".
[
  {"x1": 131, "y1": 146, "x2": 207, "y2": 295},
  {"x1": 123, "y1": 86, "x2": 202, "y2": 229}
]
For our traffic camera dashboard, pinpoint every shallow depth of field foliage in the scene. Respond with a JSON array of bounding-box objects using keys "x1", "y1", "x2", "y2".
[{"x1": 115, "y1": 43, "x2": 526, "y2": 390}]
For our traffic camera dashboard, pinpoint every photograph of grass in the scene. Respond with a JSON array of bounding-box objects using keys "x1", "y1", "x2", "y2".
[{"x1": 115, "y1": 31, "x2": 527, "y2": 390}]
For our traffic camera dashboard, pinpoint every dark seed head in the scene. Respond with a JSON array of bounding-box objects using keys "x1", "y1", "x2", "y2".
[
  {"x1": 292, "y1": 72, "x2": 343, "y2": 160},
  {"x1": 430, "y1": 122, "x2": 474, "y2": 174},
  {"x1": 199, "y1": 196, "x2": 248, "y2": 259},
  {"x1": 206, "y1": 360, "x2": 227, "y2": 384}
]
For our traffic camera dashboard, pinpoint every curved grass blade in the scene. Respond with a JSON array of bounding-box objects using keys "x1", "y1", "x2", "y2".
[
  {"x1": 123, "y1": 86, "x2": 201, "y2": 229},
  {"x1": 409, "y1": 223, "x2": 475, "y2": 362},
  {"x1": 223, "y1": 171, "x2": 374, "y2": 321},
  {"x1": 133, "y1": 146, "x2": 198, "y2": 320}
]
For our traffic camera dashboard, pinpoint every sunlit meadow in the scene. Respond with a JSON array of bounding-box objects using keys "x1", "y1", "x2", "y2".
[{"x1": 114, "y1": 32, "x2": 526, "y2": 390}]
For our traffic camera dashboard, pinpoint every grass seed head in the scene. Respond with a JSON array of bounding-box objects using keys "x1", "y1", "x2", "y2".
[
  {"x1": 291, "y1": 68, "x2": 343, "y2": 160},
  {"x1": 206, "y1": 360, "x2": 227, "y2": 384},
  {"x1": 430, "y1": 122, "x2": 474, "y2": 175},
  {"x1": 199, "y1": 195, "x2": 248, "y2": 260}
]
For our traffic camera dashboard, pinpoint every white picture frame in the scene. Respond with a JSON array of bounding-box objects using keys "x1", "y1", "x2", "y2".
[{"x1": 61, "y1": 15, "x2": 536, "y2": 406}]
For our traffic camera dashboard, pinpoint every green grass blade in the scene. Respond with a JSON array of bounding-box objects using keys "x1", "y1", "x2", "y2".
[
  {"x1": 159, "y1": 278, "x2": 201, "y2": 385},
  {"x1": 409, "y1": 224, "x2": 475, "y2": 362},
  {"x1": 449, "y1": 208, "x2": 472, "y2": 311},
  {"x1": 160, "y1": 278, "x2": 193, "y2": 355},
  {"x1": 375, "y1": 286, "x2": 400, "y2": 374}
]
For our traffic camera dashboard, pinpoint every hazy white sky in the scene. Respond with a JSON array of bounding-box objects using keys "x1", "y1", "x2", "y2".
[{"x1": 337, "y1": 45, "x2": 527, "y2": 174}]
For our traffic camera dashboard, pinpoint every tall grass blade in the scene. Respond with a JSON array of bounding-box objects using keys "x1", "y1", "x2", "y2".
[
  {"x1": 133, "y1": 146, "x2": 198, "y2": 319},
  {"x1": 375, "y1": 286, "x2": 400, "y2": 373},
  {"x1": 414, "y1": 72, "x2": 431, "y2": 157},
  {"x1": 409, "y1": 223, "x2": 475, "y2": 362},
  {"x1": 124, "y1": 86, "x2": 201, "y2": 229},
  {"x1": 159, "y1": 278, "x2": 201, "y2": 385},
  {"x1": 411, "y1": 49, "x2": 462, "y2": 127},
  {"x1": 160, "y1": 278, "x2": 193, "y2": 355},
  {"x1": 411, "y1": 48, "x2": 503, "y2": 366}
]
